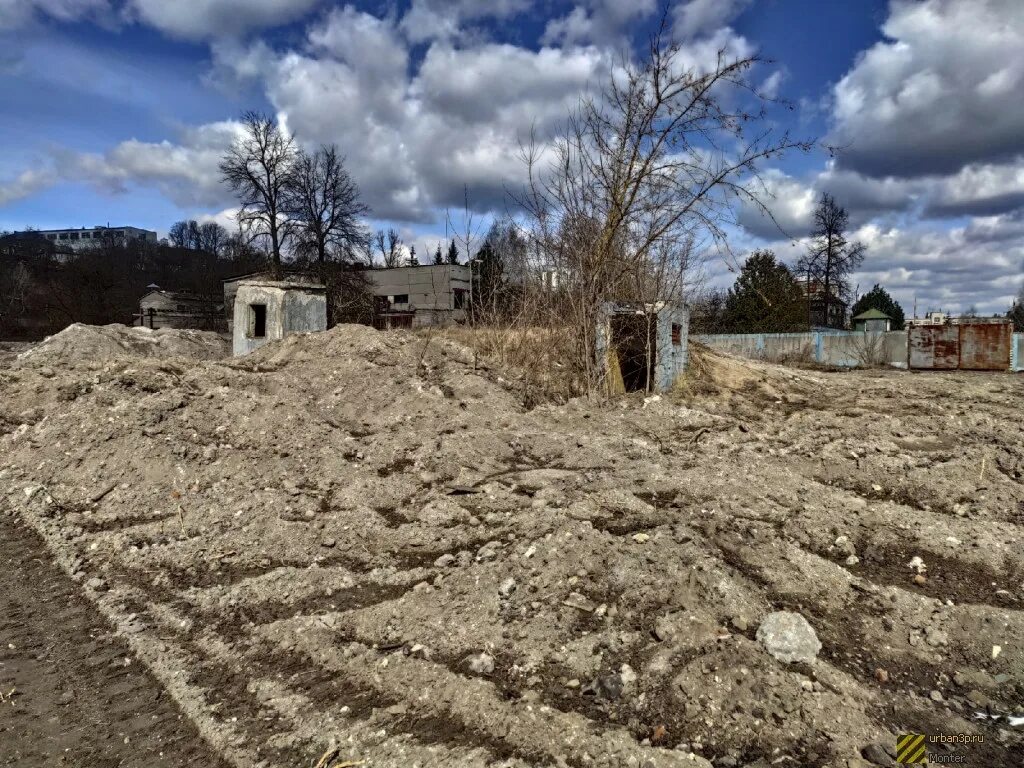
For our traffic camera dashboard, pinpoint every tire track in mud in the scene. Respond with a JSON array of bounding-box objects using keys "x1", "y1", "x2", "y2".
[{"x1": 0, "y1": 513, "x2": 230, "y2": 768}]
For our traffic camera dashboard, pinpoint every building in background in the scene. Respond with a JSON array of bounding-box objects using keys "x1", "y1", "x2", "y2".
[
  {"x1": 369, "y1": 264, "x2": 470, "y2": 329},
  {"x1": 800, "y1": 279, "x2": 848, "y2": 329},
  {"x1": 135, "y1": 285, "x2": 223, "y2": 331},
  {"x1": 851, "y1": 308, "x2": 892, "y2": 333},
  {"x1": 31, "y1": 226, "x2": 158, "y2": 248}
]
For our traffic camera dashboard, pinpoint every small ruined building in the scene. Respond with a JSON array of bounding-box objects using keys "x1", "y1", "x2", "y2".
[
  {"x1": 800, "y1": 279, "x2": 848, "y2": 329},
  {"x1": 597, "y1": 301, "x2": 689, "y2": 394},
  {"x1": 851, "y1": 308, "x2": 892, "y2": 333},
  {"x1": 135, "y1": 286, "x2": 224, "y2": 331},
  {"x1": 232, "y1": 279, "x2": 327, "y2": 356},
  {"x1": 222, "y1": 270, "x2": 322, "y2": 333},
  {"x1": 369, "y1": 264, "x2": 470, "y2": 329}
]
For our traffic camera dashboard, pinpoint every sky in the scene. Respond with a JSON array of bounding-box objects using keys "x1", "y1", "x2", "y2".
[{"x1": 0, "y1": 0, "x2": 1022, "y2": 316}]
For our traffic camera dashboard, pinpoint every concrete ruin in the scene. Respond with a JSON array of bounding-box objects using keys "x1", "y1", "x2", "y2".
[
  {"x1": 596, "y1": 301, "x2": 689, "y2": 393},
  {"x1": 232, "y1": 279, "x2": 327, "y2": 356}
]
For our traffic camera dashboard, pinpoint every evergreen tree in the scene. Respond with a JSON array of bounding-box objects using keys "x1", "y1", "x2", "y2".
[
  {"x1": 408, "y1": 245, "x2": 418, "y2": 267},
  {"x1": 850, "y1": 284, "x2": 905, "y2": 330},
  {"x1": 722, "y1": 250, "x2": 806, "y2": 333},
  {"x1": 433, "y1": 244, "x2": 444, "y2": 265},
  {"x1": 446, "y1": 241, "x2": 459, "y2": 265}
]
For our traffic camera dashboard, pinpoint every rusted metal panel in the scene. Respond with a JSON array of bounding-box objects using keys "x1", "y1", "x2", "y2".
[
  {"x1": 909, "y1": 325, "x2": 959, "y2": 369},
  {"x1": 958, "y1": 321, "x2": 1012, "y2": 370}
]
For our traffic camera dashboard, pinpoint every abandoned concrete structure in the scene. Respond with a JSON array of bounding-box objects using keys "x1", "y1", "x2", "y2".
[
  {"x1": 135, "y1": 286, "x2": 223, "y2": 331},
  {"x1": 596, "y1": 301, "x2": 689, "y2": 394},
  {"x1": 369, "y1": 264, "x2": 471, "y2": 329},
  {"x1": 232, "y1": 279, "x2": 327, "y2": 356},
  {"x1": 223, "y1": 271, "x2": 321, "y2": 333}
]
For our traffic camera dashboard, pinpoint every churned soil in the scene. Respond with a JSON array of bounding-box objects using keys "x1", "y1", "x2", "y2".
[
  {"x1": 0, "y1": 323, "x2": 1021, "y2": 768},
  {"x1": 0, "y1": 512, "x2": 229, "y2": 767}
]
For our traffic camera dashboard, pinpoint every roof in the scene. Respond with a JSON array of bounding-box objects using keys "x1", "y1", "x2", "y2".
[
  {"x1": 852, "y1": 308, "x2": 891, "y2": 321},
  {"x1": 237, "y1": 279, "x2": 326, "y2": 292}
]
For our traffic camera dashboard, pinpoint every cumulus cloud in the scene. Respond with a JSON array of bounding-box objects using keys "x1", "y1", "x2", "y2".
[
  {"x1": 0, "y1": 167, "x2": 56, "y2": 206},
  {"x1": 828, "y1": 0, "x2": 1024, "y2": 178},
  {"x1": 542, "y1": 0, "x2": 656, "y2": 47},
  {"x1": 672, "y1": 0, "x2": 752, "y2": 40},
  {"x1": 127, "y1": 0, "x2": 322, "y2": 41},
  {"x1": 55, "y1": 121, "x2": 243, "y2": 207},
  {"x1": 399, "y1": 0, "x2": 532, "y2": 44}
]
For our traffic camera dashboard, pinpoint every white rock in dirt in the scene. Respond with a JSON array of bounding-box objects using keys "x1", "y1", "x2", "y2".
[
  {"x1": 497, "y1": 577, "x2": 516, "y2": 597},
  {"x1": 467, "y1": 652, "x2": 495, "y2": 675},
  {"x1": 907, "y1": 555, "x2": 927, "y2": 574},
  {"x1": 756, "y1": 611, "x2": 822, "y2": 664}
]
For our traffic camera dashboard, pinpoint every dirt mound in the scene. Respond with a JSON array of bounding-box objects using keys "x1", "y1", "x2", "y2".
[
  {"x1": 16, "y1": 323, "x2": 229, "y2": 367},
  {"x1": 1, "y1": 325, "x2": 1021, "y2": 767}
]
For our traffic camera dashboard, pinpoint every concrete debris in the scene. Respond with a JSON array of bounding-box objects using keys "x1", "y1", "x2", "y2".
[{"x1": 756, "y1": 612, "x2": 822, "y2": 664}]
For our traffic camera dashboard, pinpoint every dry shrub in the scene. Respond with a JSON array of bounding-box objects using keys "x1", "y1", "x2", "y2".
[{"x1": 435, "y1": 324, "x2": 584, "y2": 406}]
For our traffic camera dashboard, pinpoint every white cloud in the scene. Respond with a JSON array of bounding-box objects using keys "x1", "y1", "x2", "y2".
[
  {"x1": 55, "y1": 121, "x2": 243, "y2": 207},
  {"x1": 828, "y1": 0, "x2": 1024, "y2": 178},
  {"x1": 671, "y1": 0, "x2": 752, "y2": 40},
  {"x1": 0, "y1": 0, "x2": 109, "y2": 28},
  {"x1": 0, "y1": 167, "x2": 56, "y2": 206},
  {"x1": 542, "y1": 0, "x2": 656, "y2": 47},
  {"x1": 399, "y1": 0, "x2": 531, "y2": 44},
  {"x1": 127, "y1": 0, "x2": 321, "y2": 40}
]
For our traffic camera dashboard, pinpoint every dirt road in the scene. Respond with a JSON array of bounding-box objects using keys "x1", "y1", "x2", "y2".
[
  {"x1": 1, "y1": 325, "x2": 1021, "y2": 767},
  {"x1": 0, "y1": 513, "x2": 228, "y2": 767}
]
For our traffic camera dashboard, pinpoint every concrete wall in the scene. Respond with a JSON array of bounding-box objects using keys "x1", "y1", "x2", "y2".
[
  {"x1": 1013, "y1": 333, "x2": 1024, "y2": 372},
  {"x1": 232, "y1": 282, "x2": 326, "y2": 356},
  {"x1": 696, "y1": 330, "x2": 910, "y2": 368}
]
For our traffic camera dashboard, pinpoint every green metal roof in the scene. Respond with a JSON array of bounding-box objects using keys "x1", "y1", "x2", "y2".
[{"x1": 852, "y1": 308, "x2": 891, "y2": 320}]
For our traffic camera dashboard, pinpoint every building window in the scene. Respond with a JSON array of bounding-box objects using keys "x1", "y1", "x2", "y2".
[
  {"x1": 454, "y1": 288, "x2": 467, "y2": 309},
  {"x1": 250, "y1": 304, "x2": 267, "y2": 338},
  {"x1": 391, "y1": 294, "x2": 409, "y2": 304},
  {"x1": 47, "y1": 234, "x2": 56, "y2": 240},
  {"x1": 59, "y1": 233, "x2": 69, "y2": 240}
]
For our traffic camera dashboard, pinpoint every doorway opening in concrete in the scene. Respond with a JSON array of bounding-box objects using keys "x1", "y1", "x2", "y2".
[
  {"x1": 609, "y1": 315, "x2": 656, "y2": 392},
  {"x1": 250, "y1": 304, "x2": 267, "y2": 338}
]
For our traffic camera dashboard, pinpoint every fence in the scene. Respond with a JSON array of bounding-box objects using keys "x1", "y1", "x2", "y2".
[
  {"x1": 694, "y1": 330, "x2": 909, "y2": 368},
  {"x1": 697, "y1": 328, "x2": 1023, "y2": 371}
]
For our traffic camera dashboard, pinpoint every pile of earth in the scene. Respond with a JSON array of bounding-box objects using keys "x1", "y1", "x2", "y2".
[
  {"x1": 15, "y1": 323, "x2": 229, "y2": 367},
  {"x1": 1, "y1": 322, "x2": 1021, "y2": 768}
]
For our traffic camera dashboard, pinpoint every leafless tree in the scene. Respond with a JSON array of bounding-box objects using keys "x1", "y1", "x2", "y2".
[
  {"x1": 285, "y1": 144, "x2": 369, "y2": 267},
  {"x1": 795, "y1": 193, "x2": 865, "y2": 329},
  {"x1": 168, "y1": 220, "x2": 201, "y2": 250},
  {"x1": 520, "y1": 21, "x2": 812, "y2": 391},
  {"x1": 375, "y1": 228, "x2": 404, "y2": 268},
  {"x1": 219, "y1": 111, "x2": 297, "y2": 271},
  {"x1": 197, "y1": 222, "x2": 229, "y2": 256}
]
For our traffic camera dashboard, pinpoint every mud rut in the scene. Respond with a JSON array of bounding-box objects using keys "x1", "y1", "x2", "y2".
[{"x1": 1, "y1": 340, "x2": 1022, "y2": 768}]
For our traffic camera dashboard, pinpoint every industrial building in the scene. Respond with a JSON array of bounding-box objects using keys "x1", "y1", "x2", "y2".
[
  {"x1": 135, "y1": 286, "x2": 223, "y2": 331},
  {"x1": 368, "y1": 264, "x2": 471, "y2": 329},
  {"x1": 32, "y1": 226, "x2": 158, "y2": 247}
]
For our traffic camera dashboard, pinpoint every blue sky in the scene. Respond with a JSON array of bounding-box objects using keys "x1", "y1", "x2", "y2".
[{"x1": 1, "y1": 0, "x2": 1022, "y2": 315}]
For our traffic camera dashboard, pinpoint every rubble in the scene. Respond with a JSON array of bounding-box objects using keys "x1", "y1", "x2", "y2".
[{"x1": 1, "y1": 323, "x2": 1021, "y2": 767}]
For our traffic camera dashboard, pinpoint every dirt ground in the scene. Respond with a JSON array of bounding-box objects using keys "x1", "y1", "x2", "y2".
[
  {"x1": 0, "y1": 324, "x2": 1021, "y2": 768},
  {"x1": 0, "y1": 513, "x2": 230, "y2": 767}
]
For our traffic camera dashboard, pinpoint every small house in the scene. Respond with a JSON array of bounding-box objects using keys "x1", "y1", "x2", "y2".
[
  {"x1": 136, "y1": 286, "x2": 223, "y2": 331},
  {"x1": 852, "y1": 308, "x2": 892, "y2": 333},
  {"x1": 596, "y1": 301, "x2": 689, "y2": 394},
  {"x1": 232, "y1": 279, "x2": 327, "y2": 356}
]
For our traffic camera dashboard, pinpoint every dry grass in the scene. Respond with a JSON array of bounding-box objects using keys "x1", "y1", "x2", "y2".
[{"x1": 432, "y1": 324, "x2": 585, "y2": 406}]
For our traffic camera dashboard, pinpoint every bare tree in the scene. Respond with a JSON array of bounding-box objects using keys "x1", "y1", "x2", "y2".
[
  {"x1": 521, "y1": 21, "x2": 811, "y2": 390},
  {"x1": 197, "y1": 222, "x2": 229, "y2": 256},
  {"x1": 375, "y1": 228, "x2": 403, "y2": 268},
  {"x1": 285, "y1": 144, "x2": 369, "y2": 268},
  {"x1": 219, "y1": 111, "x2": 297, "y2": 271},
  {"x1": 168, "y1": 220, "x2": 201, "y2": 250},
  {"x1": 795, "y1": 193, "x2": 865, "y2": 329}
]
